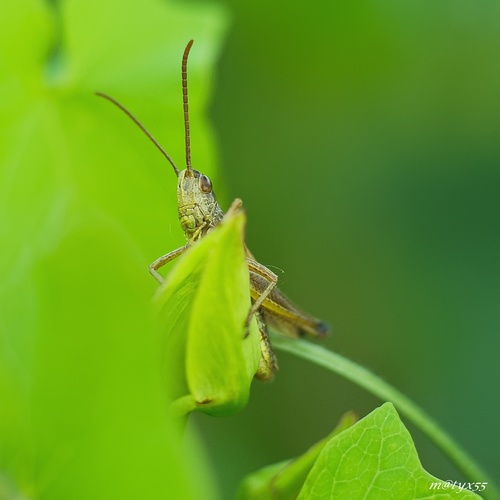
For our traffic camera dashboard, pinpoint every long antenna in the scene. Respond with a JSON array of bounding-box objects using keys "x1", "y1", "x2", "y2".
[
  {"x1": 182, "y1": 39, "x2": 194, "y2": 173},
  {"x1": 95, "y1": 91, "x2": 180, "y2": 176}
]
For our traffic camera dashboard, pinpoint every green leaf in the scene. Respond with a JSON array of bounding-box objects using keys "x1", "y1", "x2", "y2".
[
  {"x1": 298, "y1": 403, "x2": 479, "y2": 499},
  {"x1": 155, "y1": 209, "x2": 261, "y2": 417},
  {"x1": 0, "y1": 0, "x2": 227, "y2": 498},
  {"x1": 239, "y1": 404, "x2": 482, "y2": 499}
]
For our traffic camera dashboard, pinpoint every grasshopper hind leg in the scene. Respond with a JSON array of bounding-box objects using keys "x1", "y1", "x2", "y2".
[{"x1": 254, "y1": 310, "x2": 278, "y2": 381}]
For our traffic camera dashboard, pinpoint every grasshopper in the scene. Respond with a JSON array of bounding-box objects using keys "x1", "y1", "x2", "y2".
[{"x1": 97, "y1": 40, "x2": 328, "y2": 380}]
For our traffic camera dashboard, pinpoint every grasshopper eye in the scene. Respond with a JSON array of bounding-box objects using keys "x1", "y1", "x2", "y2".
[{"x1": 199, "y1": 174, "x2": 212, "y2": 193}]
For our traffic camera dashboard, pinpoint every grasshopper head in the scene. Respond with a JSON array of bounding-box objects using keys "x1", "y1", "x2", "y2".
[
  {"x1": 177, "y1": 168, "x2": 223, "y2": 240},
  {"x1": 177, "y1": 168, "x2": 213, "y2": 197}
]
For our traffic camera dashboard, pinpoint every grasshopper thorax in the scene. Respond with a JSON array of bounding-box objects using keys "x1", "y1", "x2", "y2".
[{"x1": 177, "y1": 168, "x2": 224, "y2": 241}]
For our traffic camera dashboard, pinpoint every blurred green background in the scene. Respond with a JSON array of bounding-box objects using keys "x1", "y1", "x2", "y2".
[
  {"x1": 200, "y1": 0, "x2": 500, "y2": 496},
  {"x1": 1, "y1": 0, "x2": 499, "y2": 498}
]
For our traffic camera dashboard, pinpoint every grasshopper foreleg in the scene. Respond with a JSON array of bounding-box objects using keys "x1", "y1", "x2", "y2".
[{"x1": 149, "y1": 246, "x2": 187, "y2": 283}]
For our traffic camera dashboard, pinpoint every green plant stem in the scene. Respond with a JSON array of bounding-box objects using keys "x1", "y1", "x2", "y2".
[{"x1": 271, "y1": 335, "x2": 499, "y2": 500}]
